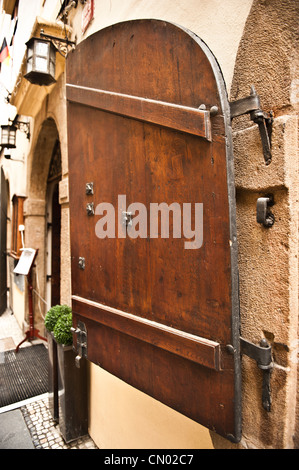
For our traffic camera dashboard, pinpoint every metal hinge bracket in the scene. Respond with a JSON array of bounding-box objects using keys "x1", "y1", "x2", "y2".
[
  {"x1": 230, "y1": 86, "x2": 273, "y2": 165},
  {"x1": 240, "y1": 336, "x2": 273, "y2": 411},
  {"x1": 71, "y1": 320, "x2": 87, "y2": 368}
]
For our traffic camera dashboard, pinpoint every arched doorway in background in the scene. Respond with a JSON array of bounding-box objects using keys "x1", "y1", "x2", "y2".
[
  {"x1": 26, "y1": 117, "x2": 61, "y2": 327},
  {"x1": 46, "y1": 139, "x2": 62, "y2": 309}
]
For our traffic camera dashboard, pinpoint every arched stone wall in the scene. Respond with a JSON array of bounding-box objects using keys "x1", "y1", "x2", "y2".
[
  {"x1": 23, "y1": 71, "x2": 71, "y2": 331},
  {"x1": 27, "y1": 118, "x2": 59, "y2": 201},
  {"x1": 24, "y1": 117, "x2": 59, "y2": 329},
  {"x1": 227, "y1": 0, "x2": 298, "y2": 449}
]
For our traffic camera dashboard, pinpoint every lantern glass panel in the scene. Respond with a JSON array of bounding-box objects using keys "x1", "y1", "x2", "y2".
[
  {"x1": 8, "y1": 131, "x2": 16, "y2": 146},
  {"x1": 50, "y1": 59, "x2": 55, "y2": 77},
  {"x1": 35, "y1": 56, "x2": 48, "y2": 73},
  {"x1": 1, "y1": 127, "x2": 9, "y2": 144},
  {"x1": 26, "y1": 41, "x2": 33, "y2": 60},
  {"x1": 35, "y1": 41, "x2": 49, "y2": 57},
  {"x1": 50, "y1": 45, "x2": 56, "y2": 62},
  {"x1": 27, "y1": 56, "x2": 33, "y2": 73}
]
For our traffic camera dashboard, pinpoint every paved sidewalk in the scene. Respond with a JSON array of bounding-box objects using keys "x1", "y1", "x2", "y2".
[
  {"x1": 0, "y1": 408, "x2": 34, "y2": 449},
  {"x1": 0, "y1": 309, "x2": 98, "y2": 449}
]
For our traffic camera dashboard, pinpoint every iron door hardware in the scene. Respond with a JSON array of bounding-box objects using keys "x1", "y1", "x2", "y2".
[
  {"x1": 71, "y1": 320, "x2": 87, "y2": 368},
  {"x1": 122, "y1": 211, "x2": 133, "y2": 227},
  {"x1": 86, "y1": 202, "x2": 94, "y2": 216},
  {"x1": 85, "y1": 182, "x2": 94, "y2": 195},
  {"x1": 256, "y1": 196, "x2": 275, "y2": 227},
  {"x1": 78, "y1": 257, "x2": 85, "y2": 270},
  {"x1": 229, "y1": 86, "x2": 273, "y2": 165},
  {"x1": 240, "y1": 336, "x2": 273, "y2": 411}
]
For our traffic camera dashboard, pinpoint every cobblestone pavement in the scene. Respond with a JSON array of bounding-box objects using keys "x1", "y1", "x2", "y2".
[{"x1": 21, "y1": 398, "x2": 98, "y2": 449}]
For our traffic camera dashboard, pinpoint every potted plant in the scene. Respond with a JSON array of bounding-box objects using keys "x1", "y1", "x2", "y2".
[
  {"x1": 45, "y1": 305, "x2": 88, "y2": 443},
  {"x1": 45, "y1": 304, "x2": 73, "y2": 346}
]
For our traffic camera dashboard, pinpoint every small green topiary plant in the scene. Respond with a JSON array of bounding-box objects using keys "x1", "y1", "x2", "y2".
[
  {"x1": 44, "y1": 304, "x2": 73, "y2": 345},
  {"x1": 53, "y1": 312, "x2": 73, "y2": 346}
]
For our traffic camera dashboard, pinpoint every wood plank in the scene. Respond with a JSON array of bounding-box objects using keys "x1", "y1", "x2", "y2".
[
  {"x1": 72, "y1": 295, "x2": 221, "y2": 370},
  {"x1": 66, "y1": 84, "x2": 212, "y2": 141}
]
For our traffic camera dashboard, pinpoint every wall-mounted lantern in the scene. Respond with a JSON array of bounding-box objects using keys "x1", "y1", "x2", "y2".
[
  {"x1": 0, "y1": 124, "x2": 17, "y2": 149},
  {"x1": 24, "y1": 37, "x2": 57, "y2": 86},
  {"x1": 24, "y1": 32, "x2": 76, "y2": 87},
  {"x1": 0, "y1": 116, "x2": 30, "y2": 149}
]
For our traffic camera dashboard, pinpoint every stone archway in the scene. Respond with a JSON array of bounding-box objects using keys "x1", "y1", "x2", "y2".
[{"x1": 24, "y1": 117, "x2": 60, "y2": 329}]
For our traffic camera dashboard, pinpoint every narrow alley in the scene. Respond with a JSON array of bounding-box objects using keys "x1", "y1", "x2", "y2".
[{"x1": 0, "y1": 308, "x2": 97, "y2": 449}]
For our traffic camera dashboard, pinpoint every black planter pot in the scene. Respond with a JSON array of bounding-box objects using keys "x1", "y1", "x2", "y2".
[{"x1": 47, "y1": 331, "x2": 88, "y2": 443}]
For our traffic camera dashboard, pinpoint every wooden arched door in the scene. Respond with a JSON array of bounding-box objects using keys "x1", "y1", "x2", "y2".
[{"x1": 66, "y1": 20, "x2": 241, "y2": 442}]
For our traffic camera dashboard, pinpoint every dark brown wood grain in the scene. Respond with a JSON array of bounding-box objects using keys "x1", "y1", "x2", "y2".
[{"x1": 66, "y1": 19, "x2": 240, "y2": 442}]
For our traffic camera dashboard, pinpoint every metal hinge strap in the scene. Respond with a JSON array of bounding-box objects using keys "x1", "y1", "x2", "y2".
[
  {"x1": 240, "y1": 336, "x2": 273, "y2": 412},
  {"x1": 229, "y1": 86, "x2": 273, "y2": 165}
]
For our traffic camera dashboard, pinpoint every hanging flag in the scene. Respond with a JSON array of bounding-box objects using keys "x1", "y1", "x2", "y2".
[{"x1": 0, "y1": 38, "x2": 11, "y2": 69}]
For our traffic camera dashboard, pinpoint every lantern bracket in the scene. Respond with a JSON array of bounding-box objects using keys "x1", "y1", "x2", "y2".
[
  {"x1": 40, "y1": 29, "x2": 76, "y2": 57},
  {"x1": 9, "y1": 116, "x2": 30, "y2": 140}
]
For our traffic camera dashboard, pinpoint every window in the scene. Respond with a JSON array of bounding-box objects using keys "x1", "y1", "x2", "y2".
[{"x1": 11, "y1": 194, "x2": 25, "y2": 259}]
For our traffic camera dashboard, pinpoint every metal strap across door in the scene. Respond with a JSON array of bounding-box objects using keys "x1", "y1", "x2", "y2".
[{"x1": 66, "y1": 19, "x2": 241, "y2": 442}]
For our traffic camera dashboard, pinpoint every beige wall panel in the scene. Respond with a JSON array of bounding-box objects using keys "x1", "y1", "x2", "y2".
[{"x1": 89, "y1": 363, "x2": 214, "y2": 449}]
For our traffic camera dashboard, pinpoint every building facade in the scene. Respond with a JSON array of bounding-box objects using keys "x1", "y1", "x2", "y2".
[{"x1": 0, "y1": 0, "x2": 298, "y2": 449}]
